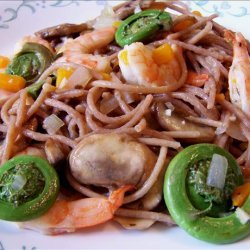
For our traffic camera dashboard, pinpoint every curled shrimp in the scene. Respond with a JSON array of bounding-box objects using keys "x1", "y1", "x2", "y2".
[
  {"x1": 18, "y1": 185, "x2": 132, "y2": 235},
  {"x1": 118, "y1": 42, "x2": 184, "y2": 87},
  {"x1": 15, "y1": 146, "x2": 46, "y2": 159},
  {"x1": 225, "y1": 31, "x2": 250, "y2": 114},
  {"x1": 15, "y1": 35, "x2": 54, "y2": 53},
  {"x1": 59, "y1": 27, "x2": 116, "y2": 72}
]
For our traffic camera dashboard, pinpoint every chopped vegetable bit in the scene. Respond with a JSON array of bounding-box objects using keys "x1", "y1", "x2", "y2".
[
  {"x1": 173, "y1": 17, "x2": 196, "y2": 32},
  {"x1": 0, "y1": 73, "x2": 26, "y2": 92},
  {"x1": 56, "y1": 67, "x2": 74, "y2": 87},
  {"x1": 120, "y1": 50, "x2": 129, "y2": 65},
  {"x1": 145, "y1": 2, "x2": 167, "y2": 10},
  {"x1": 0, "y1": 56, "x2": 10, "y2": 69},
  {"x1": 216, "y1": 93, "x2": 225, "y2": 101},
  {"x1": 207, "y1": 154, "x2": 228, "y2": 190},
  {"x1": 192, "y1": 10, "x2": 202, "y2": 17},
  {"x1": 101, "y1": 72, "x2": 111, "y2": 80},
  {"x1": 27, "y1": 81, "x2": 44, "y2": 99},
  {"x1": 152, "y1": 43, "x2": 174, "y2": 65},
  {"x1": 113, "y1": 21, "x2": 121, "y2": 28},
  {"x1": 43, "y1": 114, "x2": 65, "y2": 135},
  {"x1": 235, "y1": 207, "x2": 250, "y2": 224},
  {"x1": 232, "y1": 182, "x2": 250, "y2": 207},
  {"x1": 241, "y1": 166, "x2": 250, "y2": 179}
]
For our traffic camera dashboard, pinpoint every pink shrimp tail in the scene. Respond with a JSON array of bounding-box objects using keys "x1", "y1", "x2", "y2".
[{"x1": 109, "y1": 185, "x2": 135, "y2": 213}]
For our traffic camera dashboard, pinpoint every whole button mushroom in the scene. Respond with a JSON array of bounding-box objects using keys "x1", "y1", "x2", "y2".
[{"x1": 69, "y1": 133, "x2": 156, "y2": 188}]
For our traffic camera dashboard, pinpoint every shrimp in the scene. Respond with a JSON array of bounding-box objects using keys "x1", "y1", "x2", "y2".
[
  {"x1": 225, "y1": 31, "x2": 250, "y2": 114},
  {"x1": 18, "y1": 185, "x2": 132, "y2": 235},
  {"x1": 118, "y1": 42, "x2": 183, "y2": 87},
  {"x1": 15, "y1": 35, "x2": 54, "y2": 54},
  {"x1": 59, "y1": 27, "x2": 116, "y2": 72},
  {"x1": 15, "y1": 146, "x2": 46, "y2": 159}
]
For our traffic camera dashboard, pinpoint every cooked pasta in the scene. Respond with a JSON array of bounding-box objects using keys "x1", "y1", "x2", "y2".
[{"x1": 0, "y1": 0, "x2": 250, "y2": 244}]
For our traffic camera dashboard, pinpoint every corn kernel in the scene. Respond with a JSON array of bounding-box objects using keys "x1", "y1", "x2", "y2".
[{"x1": 152, "y1": 43, "x2": 174, "y2": 65}]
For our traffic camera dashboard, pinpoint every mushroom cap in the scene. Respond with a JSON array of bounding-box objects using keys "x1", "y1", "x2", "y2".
[{"x1": 69, "y1": 133, "x2": 156, "y2": 188}]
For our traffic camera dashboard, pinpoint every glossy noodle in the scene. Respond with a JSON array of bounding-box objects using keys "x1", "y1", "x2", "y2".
[{"x1": 0, "y1": 0, "x2": 250, "y2": 244}]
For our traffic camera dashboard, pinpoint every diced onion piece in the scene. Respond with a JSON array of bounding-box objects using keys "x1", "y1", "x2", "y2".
[
  {"x1": 134, "y1": 5, "x2": 142, "y2": 14},
  {"x1": 43, "y1": 114, "x2": 64, "y2": 135},
  {"x1": 93, "y1": 5, "x2": 119, "y2": 29},
  {"x1": 206, "y1": 154, "x2": 228, "y2": 190},
  {"x1": 11, "y1": 174, "x2": 27, "y2": 191},
  {"x1": 235, "y1": 207, "x2": 250, "y2": 224},
  {"x1": 66, "y1": 67, "x2": 92, "y2": 89},
  {"x1": 100, "y1": 96, "x2": 118, "y2": 114},
  {"x1": 165, "y1": 102, "x2": 175, "y2": 111},
  {"x1": 215, "y1": 125, "x2": 226, "y2": 135},
  {"x1": 165, "y1": 109, "x2": 172, "y2": 116},
  {"x1": 122, "y1": 92, "x2": 140, "y2": 104}
]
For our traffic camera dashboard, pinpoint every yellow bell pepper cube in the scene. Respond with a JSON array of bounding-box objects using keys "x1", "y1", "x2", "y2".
[
  {"x1": 152, "y1": 43, "x2": 174, "y2": 65},
  {"x1": 56, "y1": 68, "x2": 74, "y2": 87},
  {"x1": 0, "y1": 73, "x2": 26, "y2": 92},
  {"x1": 192, "y1": 10, "x2": 202, "y2": 17},
  {"x1": 173, "y1": 17, "x2": 196, "y2": 32},
  {"x1": 101, "y1": 72, "x2": 111, "y2": 81},
  {"x1": 119, "y1": 50, "x2": 129, "y2": 65},
  {"x1": 113, "y1": 21, "x2": 121, "y2": 28},
  {"x1": 0, "y1": 56, "x2": 10, "y2": 69}
]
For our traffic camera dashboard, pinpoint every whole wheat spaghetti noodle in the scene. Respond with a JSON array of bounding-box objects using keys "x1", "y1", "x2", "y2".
[{"x1": 0, "y1": 0, "x2": 249, "y2": 242}]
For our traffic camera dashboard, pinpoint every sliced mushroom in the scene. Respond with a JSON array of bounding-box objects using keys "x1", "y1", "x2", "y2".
[
  {"x1": 114, "y1": 0, "x2": 141, "y2": 20},
  {"x1": 114, "y1": 217, "x2": 155, "y2": 230},
  {"x1": 35, "y1": 23, "x2": 89, "y2": 39},
  {"x1": 156, "y1": 102, "x2": 215, "y2": 142},
  {"x1": 69, "y1": 133, "x2": 156, "y2": 189},
  {"x1": 45, "y1": 139, "x2": 68, "y2": 165},
  {"x1": 128, "y1": 158, "x2": 169, "y2": 211},
  {"x1": 226, "y1": 119, "x2": 247, "y2": 142}
]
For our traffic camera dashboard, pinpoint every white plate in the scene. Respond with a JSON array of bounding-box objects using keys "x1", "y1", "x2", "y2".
[{"x1": 0, "y1": 1, "x2": 250, "y2": 249}]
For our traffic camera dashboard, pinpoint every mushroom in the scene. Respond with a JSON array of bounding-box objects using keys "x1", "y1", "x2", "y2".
[
  {"x1": 35, "y1": 23, "x2": 89, "y2": 39},
  {"x1": 69, "y1": 133, "x2": 156, "y2": 189},
  {"x1": 127, "y1": 158, "x2": 169, "y2": 211},
  {"x1": 44, "y1": 139, "x2": 69, "y2": 165},
  {"x1": 156, "y1": 102, "x2": 215, "y2": 142},
  {"x1": 114, "y1": 217, "x2": 155, "y2": 230}
]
